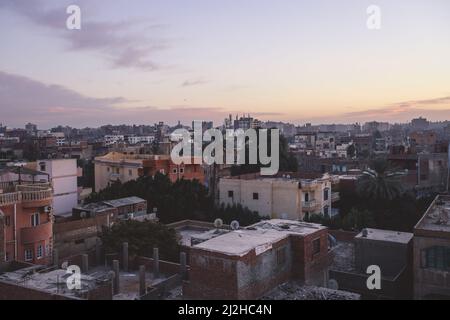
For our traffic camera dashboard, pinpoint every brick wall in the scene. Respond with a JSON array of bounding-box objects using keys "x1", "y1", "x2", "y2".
[
  {"x1": 0, "y1": 281, "x2": 75, "y2": 300},
  {"x1": 0, "y1": 213, "x2": 4, "y2": 263}
]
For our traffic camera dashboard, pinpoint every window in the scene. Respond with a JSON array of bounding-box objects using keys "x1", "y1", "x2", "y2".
[
  {"x1": 74, "y1": 239, "x2": 85, "y2": 245},
  {"x1": 46, "y1": 244, "x2": 50, "y2": 257},
  {"x1": 39, "y1": 162, "x2": 46, "y2": 172},
  {"x1": 277, "y1": 247, "x2": 287, "y2": 266},
  {"x1": 312, "y1": 238, "x2": 321, "y2": 256},
  {"x1": 128, "y1": 169, "x2": 133, "y2": 176},
  {"x1": 5, "y1": 216, "x2": 11, "y2": 227},
  {"x1": 424, "y1": 246, "x2": 450, "y2": 271},
  {"x1": 172, "y1": 168, "x2": 178, "y2": 174},
  {"x1": 36, "y1": 245, "x2": 43, "y2": 259},
  {"x1": 116, "y1": 168, "x2": 120, "y2": 174},
  {"x1": 324, "y1": 188, "x2": 329, "y2": 201},
  {"x1": 180, "y1": 168, "x2": 184, "y2": 174},
  {"x1": 5, "y1": 252, "x2": 10, "y2": 262},
  {"x1": 253, "y1": 192, "x2": 259, "y2": 200},
  {"x1": 31, "y1": 213, "x2": 40, "y2": 227},
  {"x1": 228, "y1": 190, "x2": 234, "y2": 198},
  {"x1": 107, "y1": 167, "x2": 110, "y2": 172},
  {"x1": 25, "y1": 249, "x2": 33, "y2": 262}
]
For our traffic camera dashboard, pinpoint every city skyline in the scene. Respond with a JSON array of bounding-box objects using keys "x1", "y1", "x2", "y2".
[{"x1": 0, "y1": 0, "x2": 449, "y2": 128}]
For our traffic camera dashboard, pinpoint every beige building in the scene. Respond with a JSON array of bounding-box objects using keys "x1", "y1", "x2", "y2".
[
  {"x1": 94, "y1": 152, "x2": 144, "y2": 192},
  {"x1": 219, "y1": 175, "x2": 337, "y2": 221}
]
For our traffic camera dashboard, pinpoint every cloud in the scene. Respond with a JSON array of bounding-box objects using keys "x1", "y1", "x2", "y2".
[
  {"x1": 0, "y1": 0, "x2": 167, "y2": 71},
  {"x1": 299, "y1": 95, "x2": 450, "y2": 124},
  {"x1": 181, "y1": 79, "x2": 209, "y2": 87},
  {"x1": 0, "y1": 71, "x2": 284, "y2": 127}
]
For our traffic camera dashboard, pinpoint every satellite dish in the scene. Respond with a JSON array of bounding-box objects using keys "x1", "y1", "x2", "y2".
[
  {"x1": 230, "y1": 220, "x2": 240, "y2": 230},
  {"x1": 214, "y1": 218, "x2": 223, "y2": 229},
  {"x1": 328, "y1": 279, "x2": 339, "y2": 290}
]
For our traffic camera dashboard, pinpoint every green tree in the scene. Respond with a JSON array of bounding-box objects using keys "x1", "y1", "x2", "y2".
[
  {"x1": 357, "y1": 158, "x2": 405, "y2": 201},
  {"x1": 342, "y1": 208, "x2": 375, "y2": 231}
]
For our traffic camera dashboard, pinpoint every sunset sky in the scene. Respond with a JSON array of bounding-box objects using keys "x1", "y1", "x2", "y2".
[{"x1": 0, "y1": 0, "x2": 449, "y2": 128}]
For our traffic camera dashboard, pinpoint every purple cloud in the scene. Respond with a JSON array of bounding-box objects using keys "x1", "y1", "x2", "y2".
[{"x1": 0, "y1": 0, "x2": 167, "y2": 71}]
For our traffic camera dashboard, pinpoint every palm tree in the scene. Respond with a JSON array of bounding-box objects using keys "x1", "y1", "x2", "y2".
[{"x1": 357, "y1": 158, "x2": 406, "y2": 201}]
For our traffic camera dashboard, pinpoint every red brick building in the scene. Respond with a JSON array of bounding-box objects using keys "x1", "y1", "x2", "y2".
[{"x1": 183, "y1": 219, "x2": 333, "y2": 299}]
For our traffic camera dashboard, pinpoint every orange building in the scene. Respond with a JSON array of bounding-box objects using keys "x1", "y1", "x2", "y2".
[
  {"x1": 94, "y1": 152, "x2": 205, "y2": 192},
  {"x1": 0, "y1": 181, "x2": 53, "y2": 265}
]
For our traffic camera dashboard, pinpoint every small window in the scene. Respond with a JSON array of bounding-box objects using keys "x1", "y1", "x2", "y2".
[
  {"x1": 107, "y1": 167, "x2": 110, "y2": 172},
  {"x1": 324, "y1": 188, "x2": 329, "y2": 201},
  {"x1": 173, "y1": 168, "x2": 178, "y2": 174},
  {"x1": 116, "y1": 168, "x2": 120, "y2": 174},
  {"x1": 5, "y1": 216, "x2": 11, "y2": 226},
  {"x1": 180, "y1": 168, "x2": 185, "y2": 174},
  {"x1": 39, "y1": 163, "x2": 46, "y2": 172},
  {"x1": 25, "y1": 249, "x2": 33, "y2": 262},
  {"x1": 277, "y1": 247, "x2": 287, "y2": 266},
  {"x1": 128, "y1": 169, "x2": 133, "y2": 176},
  {"x1": 5, "y1": 252, "x2": 10, "y2": 262},
  {"x1": 36, "y1": 245, "x2": 43, "y2": 259},
  {"x1": 312, "y1": 238, "x2": 321, "y2": 256},
  {"x1": 31, "y1": 213, "x2": 40, "y2": 227},
  {"x1": 228, "y1": 190, "x2": 234, "y2": 198},
  {"x1": 253, "y1": 192, "x2": 259, "y2": 200},
  {"x1": 46, "y1": 244, "x2": 50, "y2": 257}
]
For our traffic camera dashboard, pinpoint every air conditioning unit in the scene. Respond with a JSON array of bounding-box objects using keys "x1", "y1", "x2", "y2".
[{"x1": 44, "y1": 206, "x2": 52, "y2": 213}]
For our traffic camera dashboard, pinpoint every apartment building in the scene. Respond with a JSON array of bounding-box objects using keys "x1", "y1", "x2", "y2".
[
  {"x1": 94, "y1": 152, "x2": 205, "y2": 192},
  {"x1": 218, "y1": 175, "x2": 337, "y2": 221},
  {"x1": 35, "y1": 159, "x2": 79, "y2": 217},
  {"x1": 413, "y1": 195, "x2": 450, "y2": 299},
  {"x1": 183, "y1": 219, "x2": 333, "y2": 299},
  {"x1": 0, "y1": 179, "x2": 53, "y2": 265}
]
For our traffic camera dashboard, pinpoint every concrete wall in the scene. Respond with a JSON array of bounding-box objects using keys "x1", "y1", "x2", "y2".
[
  {"x1": 413, "y1": 235, "x2": 450, "y2": 299},
  {"x1": 218, "y1": 179, "x2": 302, "y2": 220},
  {"x1": 355, "y1": 237, "x2": 411, "y2": 278}
]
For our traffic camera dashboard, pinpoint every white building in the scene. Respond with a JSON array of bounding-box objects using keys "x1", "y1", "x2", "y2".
[
  {"x1": 36, "y1": 159, "x2": 79, "y2": 216},
  {"x1": 219, "y1": 175, "x2": 337, "y2": 221},
  {"x1": 104, "y1": 135, "x2": 125, "y2": 146},
  {"x1": 127, "y1": 135, "x2": 155, "y2": 145}
]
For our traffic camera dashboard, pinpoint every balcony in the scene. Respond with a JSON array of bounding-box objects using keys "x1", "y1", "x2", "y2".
[
  {"x1": 302, "y1": 199, "x2": 318, "y2": 211},
  {"x1": 20, "y1": 221, "x2": 53, "y2": 244},
  {"x1": 0, "y1": 183, "x2": 52, "y2": 207},
  {"x1": 331, "y1": 192, "x2": 340, "y2": 202}
]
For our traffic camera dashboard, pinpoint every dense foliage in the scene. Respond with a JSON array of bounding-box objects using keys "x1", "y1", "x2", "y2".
[{"x1": 87, "y1": 173, "x2": 264, "y2": 225}]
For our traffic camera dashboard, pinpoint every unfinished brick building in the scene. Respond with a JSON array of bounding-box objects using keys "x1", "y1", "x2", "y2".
[{"x1": 183, "y1": 219, "x2": 333, "y2": 299}]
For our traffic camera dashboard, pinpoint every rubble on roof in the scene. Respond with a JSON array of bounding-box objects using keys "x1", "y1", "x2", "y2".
[{"x1": 261, "y1": 282, "x2": 360, "y2": 300}]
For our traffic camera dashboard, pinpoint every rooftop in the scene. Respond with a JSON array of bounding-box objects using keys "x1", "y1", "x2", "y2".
[
  {"x1": 0, "y1": 265, "x2": 111, "y2": 299},
  {"x1": 355, "y1": 228, "x2": 413, "y2": 244},
  {"x1": 193, "y1": 219, "x2": 325, "y2": 256},
  {"x1": 415, "y1": 195, "x2": 450, "y2": 236},
  {"x1": 103, "y1": 196, "x2": 146, "y2": 208}
]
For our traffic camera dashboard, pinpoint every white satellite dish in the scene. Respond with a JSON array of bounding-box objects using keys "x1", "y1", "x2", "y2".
[
  {"x1": 214, "y1": 218, "x2": 223, "y2": 229},
  {"x1": 230, "y1": 220, "x2": 240, "y2": 230}
]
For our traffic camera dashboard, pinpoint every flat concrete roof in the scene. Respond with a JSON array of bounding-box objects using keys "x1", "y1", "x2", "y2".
[
  {"x1": 103, "y1": 196, "x2": 146, "y2": 207},
  {"x1": 355, "y1": 228, "x2": 413, "y2": 244},
  {"x1": 415, "y1": 195, "x2": 450, "y2": 235},
  {"x1": 193, "y1": 219, "x2": 325, "y2": 256}
]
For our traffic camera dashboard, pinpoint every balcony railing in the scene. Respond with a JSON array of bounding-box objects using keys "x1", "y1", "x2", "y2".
[
  {"x1": 0, "y1": 183, "x2": 52, "y2": 207},
  {"x1": 302, "y1": 199, "x2": 318, "y2": 210},
  {"x1": 331, "y1": 192, "x2": 340, "y2": 202}
]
